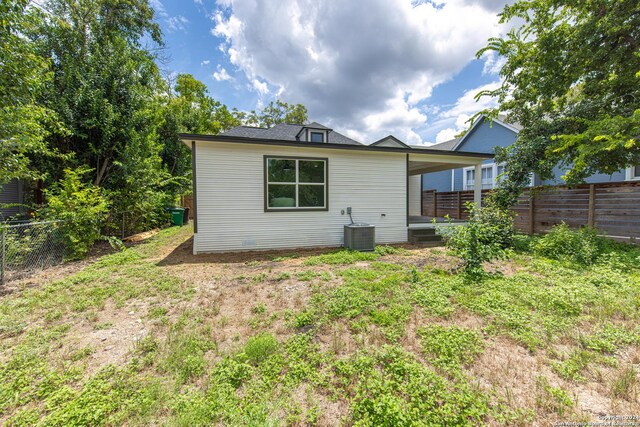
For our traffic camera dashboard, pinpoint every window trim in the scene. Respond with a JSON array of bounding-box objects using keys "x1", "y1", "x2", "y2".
[
  {"x1": 263, "y1": 155, "x2": 329, "y2": 212},
  {"x1": 626, "y1": 166, "x2": 640, "y2": 181},
  {"x1": 462, "y1": 162, "x2": 504, "y2": 190},
  {"x1": 309, "y1": 131, "x2": 325, "y2": 143},
  {"x1": 462, "y1": 162, "x2": 534, "y2": 190}
]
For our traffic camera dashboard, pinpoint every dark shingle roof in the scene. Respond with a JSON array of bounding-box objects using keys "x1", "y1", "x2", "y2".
[
  {"x1": 414, "y1": 138, "x2": 460, "y2": 151},
  {"x1": 221, "y1": 123, "x2": 362, "y2": 145}
]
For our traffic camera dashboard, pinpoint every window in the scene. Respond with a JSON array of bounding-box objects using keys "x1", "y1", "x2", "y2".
[
  {"x1": 463, "y1": 162, "x2": 507, "y2": 190},
  {"x1": 265, "y1": 157, "x2": 327, "y2": 211},
  {"x1": 310, "y1": 131, "x2": 325, "y2": 143},
  {"x1": 481, "y1": 166, "x2": 494, "y2": 189},
  {"x1": 464, "y1": 169, "x2": 475, "y2": 190},
  {"x1": 630, "y1": 165, "x2": 640, "y2": 180}
]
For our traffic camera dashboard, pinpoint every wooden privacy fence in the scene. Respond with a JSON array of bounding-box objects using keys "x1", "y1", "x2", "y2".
[
  {"x1": 423, "y1": 181, "x2": 640, "y2": 239},
  {"x1": 180, "y1": 195, "x2": 194, "y2": 219}
]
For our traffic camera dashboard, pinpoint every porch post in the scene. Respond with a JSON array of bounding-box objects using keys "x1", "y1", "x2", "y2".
[{"x1": 474, "y1": 162, "x2": 482, "y2": 210}]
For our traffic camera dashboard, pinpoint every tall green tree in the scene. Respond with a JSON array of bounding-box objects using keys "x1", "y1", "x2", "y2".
[
  {"x1": 156, "y1": 73, "x2": 239, "y2": 195},
  {"x1": 0, "y1": 1, "x2": 55, "y2": 185},
  {"x1": 35, "y1": 0, "x2": 162, "y2": 188},
  {"x1": 234, "y1": 100, "x2": 308, "y2": 128},
  {"x1": 477, "y1": 0, "x2": 640, "y2": 206}
]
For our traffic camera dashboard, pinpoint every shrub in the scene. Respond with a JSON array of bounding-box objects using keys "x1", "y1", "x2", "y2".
[
  {"x1": 243, "y1": 333, "x2": 279, "y2": 365},
  {"x1": 534, "y1": 223, "x2": 603, "y2": 265},
  {"x1": 40, "y1": 167, "x2": 110, "y2": 260},
  {"x1": 437, "y1": 200, "x2": 514, "y2": 274}
]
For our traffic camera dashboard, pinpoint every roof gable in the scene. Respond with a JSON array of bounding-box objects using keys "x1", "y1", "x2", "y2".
[
  {"x1": 370, "y1": 135, "x2": 410, "y2": 148},
  {"x1": 453, "y1": 115, "x2": 520, "y2": 152}
]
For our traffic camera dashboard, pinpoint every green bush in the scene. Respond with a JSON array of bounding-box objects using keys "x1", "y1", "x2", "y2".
[
  {"x1": 243, "y1": 333, "x2": 279, "y2": 366},
  {"x1": 534, "y1": 223, "x2": 603, "y2": 265},
  {"x1": 438, "y1": 200, "x2": 514, "y2": 274},
  {"x1": 41, "y1": 167, "x2": 110, "y2": 260}
]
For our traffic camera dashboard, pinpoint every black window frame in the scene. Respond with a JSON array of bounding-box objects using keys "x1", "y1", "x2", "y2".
[
  {"x1": 264, "y1": 155, "x2": 329, "y2": 212},
  {"x1": 309, "y1": 131, "x2": 325, "y2": 143}
]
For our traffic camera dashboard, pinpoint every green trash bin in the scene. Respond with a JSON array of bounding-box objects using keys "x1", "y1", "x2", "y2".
[{"x1": 168, "y1": 207, "x2": 185, "y2": 226}]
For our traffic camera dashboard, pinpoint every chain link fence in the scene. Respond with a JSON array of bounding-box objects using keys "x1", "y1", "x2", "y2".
[
  {"x1": 1, "y1": 220, "x2": 66, "y2": 285},
  {"x1": 1, "y1": 209, "x2": 177, "y2": 285}
]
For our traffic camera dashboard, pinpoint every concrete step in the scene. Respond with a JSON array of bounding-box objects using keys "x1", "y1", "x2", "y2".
[
  {"x1": 408, "y1": 228, "x2": 437, "y2": 236},
  {"x1": 408, "y1": 228, "x2": 444, "y2": 245}
]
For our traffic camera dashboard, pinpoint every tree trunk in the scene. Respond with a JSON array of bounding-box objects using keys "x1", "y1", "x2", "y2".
[{"x1": 95, "y1": 157, "x2": 110, "y2": 186}]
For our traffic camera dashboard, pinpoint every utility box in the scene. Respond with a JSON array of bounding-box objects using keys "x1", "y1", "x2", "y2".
[{"x1": 344, "y1": 223, "x2": 375, "y2": 251}]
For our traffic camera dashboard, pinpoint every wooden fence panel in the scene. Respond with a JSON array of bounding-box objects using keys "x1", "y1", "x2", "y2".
[
  {"x1": 181, "y1": 195, "x2": 194, "y2": 219},
  {"x1": 422, "y1": 181, "x2": 640, "y2": 240}
]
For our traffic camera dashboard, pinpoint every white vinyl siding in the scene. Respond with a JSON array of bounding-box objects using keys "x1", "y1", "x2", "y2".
[{"x1": 194, "y1": 142, "x2": 407, "y2": 253}]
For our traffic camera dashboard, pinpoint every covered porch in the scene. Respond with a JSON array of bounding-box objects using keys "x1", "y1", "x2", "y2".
[{"x1": 405, "y1": 150, "x2": 491, "y2": 240}]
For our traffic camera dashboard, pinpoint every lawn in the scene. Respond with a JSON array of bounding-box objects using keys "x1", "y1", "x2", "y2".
[{"x1": 1, "y1": 225, "x2": 639, "y2": 426}]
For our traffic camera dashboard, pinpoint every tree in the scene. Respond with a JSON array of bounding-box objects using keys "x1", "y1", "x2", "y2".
[
  {"x1": 35, "y1": 0, "x2": 163, "y2": 188},
  {"x1": 156, "y1": 73, "x2": 239, "y2": 195},
  {"x1": 0, "y1": 1, "x2": 56, "y2": 185},
  {"x1": 476, "y1": 0, "x2": 640, "y2": 206},
  {"x1": 234, "y1": 100, "x2": 308, "y2": 128}
]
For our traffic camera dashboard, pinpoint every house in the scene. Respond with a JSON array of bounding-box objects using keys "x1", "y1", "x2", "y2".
[
  {"x1": 180, "y1": 122, "x2": 492, "y2": 254},
  {"x1": 422, "y1": 115, "x2": 639, "y2": 192},
  {"x1": 0, "y1": 179, "x2": 25, "y2": 220}
]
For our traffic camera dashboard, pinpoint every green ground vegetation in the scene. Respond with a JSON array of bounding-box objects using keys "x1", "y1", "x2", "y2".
[{"x1": 1, "y1": 225, "x2": 639, "y2": 425}]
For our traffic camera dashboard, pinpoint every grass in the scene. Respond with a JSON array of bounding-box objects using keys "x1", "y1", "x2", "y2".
[{"x1": 1, "y1": 226, "x2": 640, "y2": 425}]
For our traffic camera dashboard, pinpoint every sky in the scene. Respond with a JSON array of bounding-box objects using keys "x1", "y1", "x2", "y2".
[{"x1": 150, "y1": 0, "x2": 511, "y2": 145}]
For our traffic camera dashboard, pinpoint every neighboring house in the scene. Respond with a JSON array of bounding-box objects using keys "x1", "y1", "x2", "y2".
[
  {"x1": 180, "y1": 122, "x2": 491, "y2": 253},
  {"x1": 0, "y1": 179, "x2": 24, "y2": 220},
  {"x1": 422, "y1": 116, "x2": 639, "y2": 191}
]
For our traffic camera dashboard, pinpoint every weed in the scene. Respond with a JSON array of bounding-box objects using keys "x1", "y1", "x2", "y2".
[
  {"x1": 580, "y1": 324, "x2": 640, "y2": 354},
  {"x1": 148, "y1": 306, "x2": 168, "y2": 319},
  {"x1": 162, "y1": 317, "x2": 216, "y2": 383},
  {"x1": 304, "y1": 249, "x2": 379, "y2": 266},
  {"x1": 535, "y1": 377, "x2": 574, "y2": 417},
  {"x1": 93, "y1": 322, "x2": 113, "y2": 330},
  {"x1": 243, "y1": 333, "x2": 279, "y2": 365},
  {"x1": 534, "y1": 223, "x2": 603, "y2": 265},
  {"x1": 251, "y1": 273, "x2": 267, "y2": 283},
  {"x1": 374, "y1": 245, "x2": 407, "y2": 256},
  {"x1": 552, "y1": 349, "x2": 594, "y2": 381},
  {"x1": 274, "y1": 272, "x2": 291, "y2": 281},
  {"x1": 296, "y1": 270, "x2": 320, "y2": 281},
  {"x1": 272, "y1": 254, "x2": 299, "y2": 262},
  {"x1": 418, "y1": 325, "x2": 483, "y2": 373},
  {"x1": 610, "y1": 366, "x2": 638, "y2": 400},
  {"x1": 251, "y1": 303, "x2": 267, "y2": 315}
]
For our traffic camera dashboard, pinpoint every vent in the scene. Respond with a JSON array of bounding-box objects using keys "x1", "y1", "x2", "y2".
[{"x1": 344, "y1": 223, "x2": 375, "y2": 251}]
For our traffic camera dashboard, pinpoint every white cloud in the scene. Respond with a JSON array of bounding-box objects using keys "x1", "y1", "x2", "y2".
[
  {"x1": 481, "y1": 50, "x2": 506, "y2": 75},
  {"x1": 435, "y1": 128, "x2": 459, "y2": 143},
  {"x1": 150, "y1": 0, "x2": 189, "y2": 33},
  {"x1": 166, "y1": 15, "x2": 189, "y2": 32},
  {"x1": 149, "y1": 0, "x2": 167, "y2": 18},
  {"x1": 212, "y1": 66, "x2": 233, "y2": 81},
  {"x1": 440, "y1": 81, "x2": 501, "y2": 119},
  {"x1": 211, "y1": 0, "x2": 506, "y2": 143},
  {"x1": 251, "y1": 79, "x2": 269, "y2": 95},
  {"x1": 431, "y1": 81, "x2": 501, "y2": 142},
  {"x1": 201, "y1": 60, "x2": 211, "y2": 66}
]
